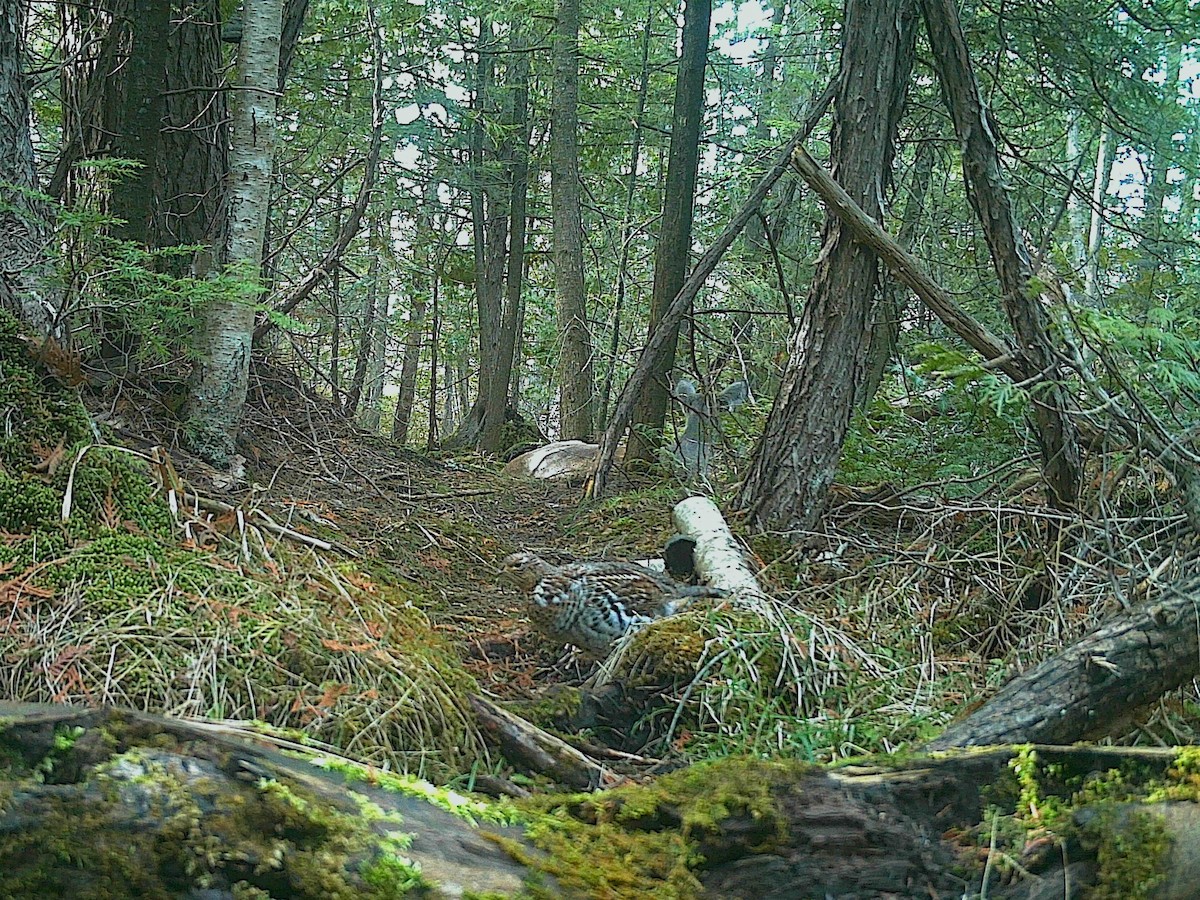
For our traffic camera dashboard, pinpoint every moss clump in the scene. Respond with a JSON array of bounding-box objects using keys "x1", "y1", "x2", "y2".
[
  {"x1": 512, "y1": 756, "x2": 800, "y2": 898},
  {"x1": 0, "y1": 312, "x2": 94, "y2": 471},
  {"x1": 0, "y1": 312, "x2": 175, "y2": 546},
  {"x1": 1077, "y1": 805, "x2": 1170, "y2": 900},
  {"x1": 512, "y1": 685, "x2": 583, "y2": 731}
]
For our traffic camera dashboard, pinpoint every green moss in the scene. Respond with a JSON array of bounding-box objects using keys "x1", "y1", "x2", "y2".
[
  {"x1": 311, "y1": 755, "x2": 521, "y2": 827},
  {"x1": 1078, "y1": 805, "x2": 1170, "y2": 900},
  {"x1": 1009, "y1": 746, "x2": 1066, "y2": 827},
  {"x1": 359, "y1": 854, "x2": 430, "y2": 897},
  {"x1": 512, "y1": 685, "x2": 583, "y2": 730},
  {"x1": 509, "y1": 756, "x2": 801, "y2": 899}
]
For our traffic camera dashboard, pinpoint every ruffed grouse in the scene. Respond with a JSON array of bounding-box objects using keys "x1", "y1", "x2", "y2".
[{"x1": 499, "y1": 552, "x2": 723, "y2": 656}]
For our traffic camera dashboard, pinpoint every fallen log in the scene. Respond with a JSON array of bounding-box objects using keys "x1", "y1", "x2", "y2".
[
  {"x1": 2, "y1": 703, "x2": 1197, "y2": 897},
  {"x1": 928, "y1": 576, "x2": 1200, "y2": 749},
  {"x1": 0, "y1": 702, "x2": 532, "y2": 898},
  {"x1": 470, "y1": 694, "x2": 614, "y2": 790},
  {"x1": 672, "y1": 495, "x2": 765, "y2": 600}
]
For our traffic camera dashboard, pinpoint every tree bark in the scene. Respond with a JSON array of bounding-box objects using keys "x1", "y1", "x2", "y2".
[
  {"x1": 448, "y1": 20, "x2": 509, "y2": 450},
  {"x1": 4, "y1": 704, "x2": 1199, "y2": 897},
  {"x1": 858, "y1": 137, "x2": 936, "y2": 407},
  {"x1": 1084, "y1": 123, "x2": 1115, "y2": 306},
  {"x1": 596, "y1": 4, "x2": 652, "y2": 429},
  {"x1": 735, "y1": 0, "x2": 917, "y2": 533},
  {"x1": 0, "y1": 0, "x2": 59, "y2": 337},
  {"x1": 341, "y1": 6, "x2": 385, "y2": 421},
  {"x1": 920, "y1": 0, "x2": 1081, "y2": 510},
  {"x1": 625, "y1": 0, "x2": 711, "y2": 465},
  {"x1": 155, "y1": 0, "x2": 228, "y2": 261},
  {"x1": 786, "y1": 146, "x2": 1023, "y2": 380},
  {"x1": 481, "y1": 26, "x2": 531, "y2": 453},
  {"x1": 550, "y1": 0, "x2": 595, "y2": 440},
  {"x1": 928, "y1": 576, "x2": 1200, "y2": 750},
  {"x1": 107, "y1": 0, "x2": 172, "y2": 247},
  {"x1": 392, "y1": 286, "x2": 428, "y2": 446},
  {"x1": 186, "y1": 0, "x2": 284, "y2": 465}
]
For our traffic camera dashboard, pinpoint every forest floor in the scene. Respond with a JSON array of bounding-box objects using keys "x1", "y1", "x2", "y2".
[
  {"x1": 95, "y1": 358, "x2": 692, "y2": 709},
  {"x1": 62, "y1": 352, "x2": 1200, "y2": 777}
]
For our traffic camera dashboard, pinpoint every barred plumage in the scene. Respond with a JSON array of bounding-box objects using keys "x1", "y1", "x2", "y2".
[{"x1": 498, "y1": 552, "x2": 723, "y2": 656}]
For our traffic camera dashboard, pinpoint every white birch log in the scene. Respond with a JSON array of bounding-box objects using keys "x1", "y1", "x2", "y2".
[{"x1": 672, "y1": 496, "x2": 766, "y2": 605}]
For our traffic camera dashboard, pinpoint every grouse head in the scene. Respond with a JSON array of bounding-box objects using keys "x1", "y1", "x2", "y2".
[{"x1": 497, "y1": 552, "x2": 554, "y2": 591}]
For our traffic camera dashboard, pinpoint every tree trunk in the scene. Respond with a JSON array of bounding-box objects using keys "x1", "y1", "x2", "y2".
[
  {"x1": 550, "y1": 0, "x2": 595, "y2": 441},
  {"x1": 481, "y1": 26, "x2": 531, "y2": 454},
  {"x1": 626, "y1": 0, "x2": 712, "y2": 465},
  {"x1": 735, "y1": 0, "x2": 917, "y2": 533},
  {"x1": 1136, "y1": 39, "x2": 1183, "y2": 287},
  {"x1": 920, "y1": 0, "x2": 1081, "y2": 510},
  {"x1": 107, "y1": 0, "x2": 171, "y2": 247},
  {"x1": 587, "y1": 85, "x2": 834, "y2": 499},
  {"x1": 155, "y1": 0, "x2": 228, "y2": 260},
  {"x1": 342, "y1": 7, "x2": 385, "y2": 421},
  {"x1": 1084, "y1": 123, "x2": 1115, "y2": 306},
  {"x1": 393, "y1": 285, "x2": 428, "y2": 447},
  {"x1": 596, "y1": 4, "x2": 652, "y2": 430},
  {"x1": 277, "y1": 0, "x2": 310, "y2": 91},
  {"x1": 450, "y1": 21, "x2": 508, "y2": 449},
  {"x1": 186, "y1": 0, "x2": 284, "y2": 466},
  {"x1": 858, "y1": 136, "x2": 936, "y2": 407},
  {"x1": 0, "y1": 0, "x2": 59, "y2": 337}
]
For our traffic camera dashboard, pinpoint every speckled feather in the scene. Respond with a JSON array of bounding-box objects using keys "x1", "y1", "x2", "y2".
[{"x1": 499, "y1": 552, "x2": 723, "y2": 656}]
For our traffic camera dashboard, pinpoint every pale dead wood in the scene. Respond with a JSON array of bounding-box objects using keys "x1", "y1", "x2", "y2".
[{"x1": 469, "y1": 695, "x2": 614, "y2": 791}]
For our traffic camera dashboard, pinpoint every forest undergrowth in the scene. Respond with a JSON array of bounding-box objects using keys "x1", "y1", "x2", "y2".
[{"x1": 3, "y1": 313, "x2": 1198, "y2": 794}]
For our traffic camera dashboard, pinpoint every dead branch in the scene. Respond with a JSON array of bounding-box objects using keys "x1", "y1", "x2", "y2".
[{"x1": 469, "y1": 695, "x2": 614, "y2": 791}]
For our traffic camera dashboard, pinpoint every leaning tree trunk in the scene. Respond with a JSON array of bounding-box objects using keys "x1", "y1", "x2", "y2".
[
  {"x1": 186, "y1": 0, "x2": 284, "y2": 466},
  {"x1": 625, "y1": 0, "x2": 711, "y2": 465},
  {"x1": 0, "y1": 0, "x2": 59, "y2": 337},
  {"x1": 921, "y1": 0, "x2": 1081, "y2": 510},
  {"x1": 549, "y1": 0, "x2": 596, "y2": 441},
  {"x1": 735, "y1": 0, "x2": 917, "y2": 533}
]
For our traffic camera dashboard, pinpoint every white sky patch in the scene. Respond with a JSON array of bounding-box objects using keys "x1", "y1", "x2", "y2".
[
  {"x1": 395, "y1": 103, "x2": 421, "y2": 125},
  {"x1": 714, "y1": 0, "x2": 770, "y2": 64}
]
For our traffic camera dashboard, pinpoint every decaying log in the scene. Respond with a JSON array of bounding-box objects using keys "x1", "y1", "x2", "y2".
[
  {"x1": 469, "y1": 694, "x2": 614, "y2": 790},
  {"x1": 0, "y1": 702, "x2": 532, "y2": 898},
  {"x1": 928, "y1": 576, "x2": 1200, "y2": 749},
  {"x1": 3, "y1": 703, "x2": 1199, "y2": 897}
]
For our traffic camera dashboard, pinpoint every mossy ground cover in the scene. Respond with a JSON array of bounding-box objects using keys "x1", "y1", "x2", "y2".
[{"x1": 0, "y1": 313, "x2": 483, "y2": 778}]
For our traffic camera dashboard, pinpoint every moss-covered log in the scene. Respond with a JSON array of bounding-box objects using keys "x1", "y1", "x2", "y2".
[
  {"x1": 0, "y1": 703, "x2": 532, "y2": 899},
  {"x1": 5, "y1": 703, "x2": 1200, "y2": 898}
]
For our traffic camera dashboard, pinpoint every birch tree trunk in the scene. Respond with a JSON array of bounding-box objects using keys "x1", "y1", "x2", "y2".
[
  {"x1": 186, "y1": 0, "x2": 284, "y2": 465},
  {"x1": 1084, "y1": 123, "x2": 1114, "y2": 306},
  {"x1": 550, "y1": 0, "x2": 595, "y2": 440}
]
